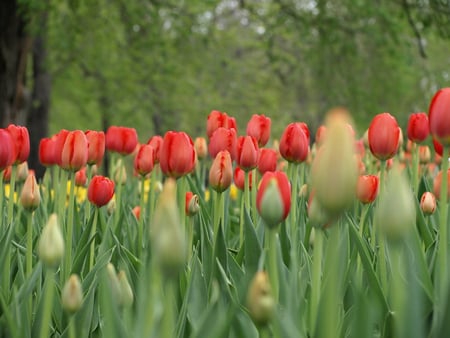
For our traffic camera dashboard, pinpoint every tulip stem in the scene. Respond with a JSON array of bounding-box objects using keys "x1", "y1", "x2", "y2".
[
  {"x1": 357, "y1": 204, "x2": 370, "y2": 286},
  {"x1": 178, "y1": 176, "x2": 187, "y2": 228},
  {"x1": 437, "y1": 147, "x2": 449, "y2": 306},
  {"x1": 266, "y1": 228, "x2": 279, "y2": 302},
  {"x1": 138, "y1": 177, "x2": 146, "y2": 258},
  {"x1": 65, "y1": 172, "x2": 76, "y2": 281},
  {"x1": 412, "y1": 143, "x2": 420, "y2": 195},
  {"x1": 113, "y1": 159, "x2": 124, "y2": 232},
  {"x1": 68, "y1": 316, "x2": 76, "y2": 338},
  {"x1": 310, "y1": 227, "x2": 324, "y2": 337},
  {"x1": 162, "y1": 280, "x2": 176, "y2": 338},
  {"x1": 251, "y1": 169, "x2": 257, "y2": 223},
  {"x1": 39, "y1": 268, "x2": 55, "y2": 338},
  {"x1": 7, "y1": 164, "x2": 17, "y2": 225},
  {"x1": 288, "y1": 163, "x2": 300, "y2": 262},
  {"x1": 26, "y1": 211, "x2": 33, "y2": 278},
  {"x1": 89, "y1": 208, "x2": 99, "y2": 271},
  {"x1": 84, "y1": 165, "x2": 93, "y2": 226}
]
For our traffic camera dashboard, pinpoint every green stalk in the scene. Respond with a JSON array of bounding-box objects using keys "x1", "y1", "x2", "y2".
[
  {"x1": 213, "y1": 191, "x2": 224, "y2": 246},
  {"x1": 0, "y1": 170, "x2": 4, "y2": 219},
  {"x1": 146, "y1": 169, "x2": 157, "y2": 226},
  {"x1": 239, "y1": 193, "x2": 245, "y2": 250},
  {"x1": 251, "y1": 169, "x2": 257, "y2": 223},
  {"x1": 138, "y1": 177, "x2": 146, "y2": 257},
  {"x1": 84, "y1": 165, "x2": 93, "y2": 225},
  {"x1": 357, "y1": 204, "x2": 370, "y2": 286},
  {"x1": 437, "y1": 147, "x2": 449, "y2": 306},
  {"x1": 26, "y1": 211, "x2": 34, "y2": 278},
  {"x1": 178, "y1": 176, "x2": 187, "y2": 228},
  {"x1": 241, "y1": 171, "x2": 251, "y2": 249},
  {"x1": 411, "y1": 143, "x2": 420, "y2": 195},
  {"x1": 89, "y1": 208, "x2": 99, "y2": 271},
  {"x1": 266, "y1": 228, "x2": 279, "y2": 302},
  {"x1": 64, "y1": 172, "x2": 76, "y2": 280},
  {"x1": 39, "y1": 268, "x2": 55, "y2": 338},
  {"x1": 162, "y1": 280, "x2": 176, "y2": 338},
  {"x1": 7, "y1": 164, "x2": 17, "y2": 225},
  {"x1": 310, "y1": 227, "x2": 324, "y2": 337},
  {"x1": 3, "y1": 165, "x2": 17, "y2": 294},
  {"x1": 57, "y1": 169, "x2": 68, "y2": 220},
  {"x1": 68, "y1": 316, "x2": 76, "y2": 338},
  {"x1": 187, "y1": 215, "x2": 194, "y2": 262},
  {"x1": 113, "y1": 159, "x2": 124, "y2": 232}
]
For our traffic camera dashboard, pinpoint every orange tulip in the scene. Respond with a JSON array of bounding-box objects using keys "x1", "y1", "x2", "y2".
[
  {"x1": 356, "y1": 175, "x2": 379, "y2": 204},
  {"x1": 209, "y1": 150, "x2": 233, "y2": 193},
  {"x1": 20, "y1": 173, "x2": 41, "y2": 211}
]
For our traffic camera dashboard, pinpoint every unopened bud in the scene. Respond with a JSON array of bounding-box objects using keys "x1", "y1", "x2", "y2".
[
  {"x1": 61, "y1": 274, "x2": 83, "y2": 314},
  {"x1": 150, "y1": 179, "x2": 186, "y2": 278},
  {"x1": 185, "y1": 192, "x2": 200, "y2": 216},
  {"x1": 246, "y1": 271, "x2": 275, "y2": 327},
  {"x1": 117, "y1": 270, "x2": 134, "y2": 307},
  {"x1": 38, "y1": 214, "x2": 64, "y2": 267},
  {"x1": 420, "y1": 192, "x2": 436, "y2": 215},
  {"x1": 375, "y1": 167, "x2": 415, "y2": 242},
  {"x1": 106, "y1": 263, "x2": 122, "y2": 303},
  {"x1": 20, "y1": 173, "x2": 41, "y2": 211}
]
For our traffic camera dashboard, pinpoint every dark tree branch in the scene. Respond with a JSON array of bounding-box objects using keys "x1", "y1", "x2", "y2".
[{"x1": 402, "y1": 0, "x2": 427, "y2": 58}]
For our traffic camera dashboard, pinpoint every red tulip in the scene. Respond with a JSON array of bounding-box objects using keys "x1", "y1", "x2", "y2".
[
  {"x1": 407, "y1": 112, "x2": 429, "y2": 144},
  {"x1": 132, "y1": 206, "x2": 141, "y2": 220},
  {"x1": 356, "y1": 175, "x2": 379, "y2": 204},
  {"x1": 209, "y1": 150, "x2": 233, "y2": 192},
  {"x1": 246, "y1": 114, "x2": 271, "y2": 147},
  {"x1": 433, "y1": 169, "x2": 450, "y2": 200},
  {"x1": 85, "y1": 130, "x2": 105, "y2": 165},
  {"x1": 368, "y1": 113, "x2": 400, "y2": 161},
  {"x1": 429, "y1": 88, "x2": 450, "y2": 146},
  {"x1": 433, "y1": 138, "x2": 443, "y2": 157},
  {"x1": 75, "y1": 167, "x2": 87, "y2": 187},
  {"x1": 257, "y1": 148, "x2": 278, "y2": 174},
  {"x1": 7, "y1": 124, "x2": 30, "y2": 164},
  {"x1": 208, "y1": 127, "x2": 237, "y2": 160},
  {"x1": 147, "y1": 136, "x2": 163, "y2": 163},
  {"x1": 54, "y1": 130, "x2": 70, "y2": 166},
  {"x1": 0, "y1": 129, "x2": 14, "y2": 171},
  {"x1": 315, "y1": 125, "x2": 327, "y2": 146},
  {"x1": 206, "y1": 110, "x2": 236, "y2": 138},
  {"x1": 106, "y1": 126, "x2": 138, "y2": 155},
  {"x1": 185, "y1": 191, "x2": 200, "y2": 216},
  {"x1": 39, "y1": 137, "x2": 59, "y2": 167},
  {"x1": 134, "y1": 144, "x2": 155, "y2": 176},
  {"x1": 279, "y1": 123, "x2": 309, "y2": 163},
  {"x1": 88, "y1": 175, "x2": 115, "y2": 207},
  {"x1": 234, "y1": 166, "x2": 252, "y2": 191},
  {"x1": 60, "y1": 130, "x2": 88, "y2": 171},
  {"x1": 420, "y1": 192, "x2": 436, "y2": 215},
  {"x1": 256, "y1": 171, "x2": 291, "y2": 228},
  {"x1": 160, "y1": 131, "x2": 196, "y2": 178},
  {"x1": 236, "y1": 136, "x2": 259, "y2": 171}
]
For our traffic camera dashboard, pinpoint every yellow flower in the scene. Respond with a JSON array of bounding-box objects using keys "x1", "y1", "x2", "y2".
[
  {"x1": 204, "y1": 189, "x2": 210, "y2": 202},
  {"x1": 229, "y1": 183, "x2": 238, "y2": 201},
  {"x1": 75, "y1": 186, "x2": 87, "y2": 204},
  {"x1": 4, "y1": 184, "x2": 18, "y2": 203}
]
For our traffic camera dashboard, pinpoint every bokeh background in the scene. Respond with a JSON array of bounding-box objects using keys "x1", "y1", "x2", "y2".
[{"x1": 1, "y1": 0, "x2": 450, "y2": 171}]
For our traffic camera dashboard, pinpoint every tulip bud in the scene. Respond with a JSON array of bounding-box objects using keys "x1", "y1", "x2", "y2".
[
  {"x1": 61, "y1": 274, "x2": 83, "y2": 314},
  {"x1": 17, "y1": 161, "x2": 29, "y2": 182},
  {"x1": 85, "y1": 130, "x2": 105, "y2": 165},
  {"x1": 207, "y1": 110, "x2": 236, "y2": 138},
  {"x1": 105, "y1": 126, "x2": 138, "y2": 155},
  {"x1": 88, "y1": 175, "x2": 115, "y2": 207},
  {"x1": 246, "y1": 114, "x2": 271, "y2": 147},
  {"x1": 257, "y1": 148, "x2": 278, "y2": 175},
  {"x1": 185, "y1": 192, "x2": 200, "y2": 216},
  {"x1": 147, "y1": 135, "x2": 163, "y2": 163},
  {"x1": 375, "y1": 167, "x2": 415, "y2": 242},
  {"x1": 150, "y1": 179, "x2": 186, "y2": 277},
  {"x1": 106, "y1": 263, "x2": 122, "y2": 303},
  {"x1": 418, "y1": 145, "x2": 431, "y2": 164},
  {"x1": 20, "y1": 173, "x2": 41, "y2": 211},
  {"x1": 256, "y1": 171, "x2": 291, "y2": 229},
  {"x1": 208, "y1": 127, "x2": 237, "y2": 161},
  {"x1": 420, "y1": 192, "x2": 436, "y2": 215},
  {"x1": 194, "y1": 137, "x2": 208, "y2": 160},
  {"x1": 38, "y1": 214, "x2": 64, "y2": 267},
  {"x1": 61, "y1": 130, "x2": 89, "y2": 171},
  {"x1": 0, "y1": 129, "x2": 14, "y2": 171},
  {"x1": 233, "y1": 166, "x2": 252, "y2": 191},
  {"x1": 368, "y1": 113, "x2": 400, "y2": 160},
  {"x1": 113, "y1": 159, "x2": 127, "y2": 185},
  {"x1": 134, "y1": 144, "x2": 155, "y2": 176},
  {"x1": 236, "y1": 136, "x2": 259, "y2": 171},
  {"x1": 75, "y1": 167, "x2": 87, "y2": 187},
  {"x1": 132, "y1": 206, "x2": 141, "y2": 220},
  {"x1": 356, "y1": 175, "x2": 379, "y2": 204},
  {"x1": 117, "y1": 270, "x2": 134, "y2": 308},
  {"x1": 6, "y1": 124, "x2": 30, "y2": 164},
  {"x1": 428, "y1": 88, "x2": 450, "y2": 146},
  {"x1": 107, "y1": 197, "x2": 116, "y2": 215},
  {"x1": 209, "y1": 151, "x2": 233, "y2": 193},
  {"x1": 407, "y1": 112, "x2": 429, "y2": 144},
  {"x1": 279, "y1": 122, "x2": 309, "y2": 163},
  {"x1": 311, "y1": 111, "x2": 358, "y2": 215},
  {"x1": 246, "y1": 271, "x2": 275, "y2": 327},
  {"x1": 160, "y1": 131, "x2": 196, "y2": 178}
]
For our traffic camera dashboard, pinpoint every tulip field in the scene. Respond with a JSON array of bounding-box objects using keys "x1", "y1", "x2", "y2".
[{"x1": 2, "y1": 88, "x2": 450, "y2": 338}]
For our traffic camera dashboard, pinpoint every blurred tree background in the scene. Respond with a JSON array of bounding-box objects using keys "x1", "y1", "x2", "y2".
[{"x1": 1, "y1": 0, "x2": 450, "y2": 172}]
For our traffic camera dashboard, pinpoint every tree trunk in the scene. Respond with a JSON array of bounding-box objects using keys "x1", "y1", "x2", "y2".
[
  {"x1": 27, "y1": 12, "x2": 51, "y2": 179},
  {"x1": 0, "y1": 0, "x2": 27, "y2": 126}
]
